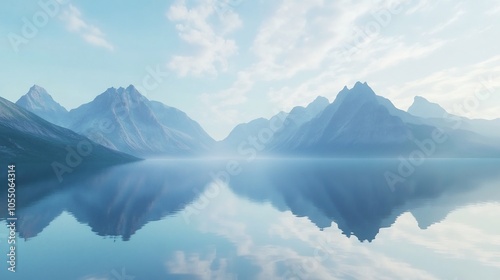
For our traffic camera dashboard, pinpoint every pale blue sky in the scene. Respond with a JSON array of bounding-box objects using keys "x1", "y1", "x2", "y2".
[{"x1": 1, "y1": 0, "x2": 500, "y2": 139}]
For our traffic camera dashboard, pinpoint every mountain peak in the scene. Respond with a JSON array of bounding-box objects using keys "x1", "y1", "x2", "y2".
[
  {"x1": 19, "y1": 85, "x2": 62, "y2": 108},
  {"x1": 29, "y1": 84, "x2": 46, "y2": 92},
  {"x1": 343, "y1": 81, "x2": 377, "y2": 102},
  {"x1": 312, "y1": 96, "x2": 329, "y2": 104},
  {"x1": 27, "y1": 84, "x2": 51, "y2": 98},
  {"x1": 15, "y1": 85, "x2": 68, "y2": 125},
  {"x1": 126, "y1": 84, "x2": 138, "y2": 91},
  {"x1": 408, "y1": 96, "x2": 448, "y2": 119},
  {"x1": 352, "y1": 81, "x2": 374, "y2": 92},
  {"x1": 306, "y1": 96, "x2": 330, "y2": 113},
  {"x1": 413, "y1": 96, "x2": 431, "y2": 103},
  {"x1": 101, "y1": 85, "x2": 145, "y2": 100}
]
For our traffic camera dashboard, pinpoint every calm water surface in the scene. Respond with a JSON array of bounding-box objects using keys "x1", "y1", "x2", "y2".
[{"x1": 1, "y1": 159, "x2": 500, "y2": 280}]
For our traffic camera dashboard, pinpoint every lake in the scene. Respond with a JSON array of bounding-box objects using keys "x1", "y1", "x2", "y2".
[{"x1": 1, "y1": 159, "x2": 500, "y2": 279}]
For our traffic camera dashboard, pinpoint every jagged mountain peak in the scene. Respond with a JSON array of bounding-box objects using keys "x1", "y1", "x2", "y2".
[
  {"x1": 351, "y1": 81, "x2": 376, "y2": 95},
  {"x1": 102, "y1": 85, "x2": 141, "y2": 95},
  {"x1": 331, "y1": 82, "x2": 376, "y2": 106},
  {"x1": 92, "y1": 85, "x2": 148, "y2": 108},
  {"x1": 28, "y1": 84, "x2": 48, "y2": 94},
  {"x1": 15, "y1": 85, "x2": 68, "y2": 126},
  {"x1": 23, "y1": 85, "x2": 60, "y2": 106}
]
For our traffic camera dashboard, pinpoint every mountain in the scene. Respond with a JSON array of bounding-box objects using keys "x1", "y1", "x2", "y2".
[
  {"x1": 8, "y1": 160, "x2": 212, "y2": 240},
  {"x1": 269, "y1": 82, "x2": 500, "y2": 157},
  {"x1": 272, "y1": 82, "x2": 411, "y2": 154},
  {"x1": 0, "y1": 96, "x2": 138, "y2": 181},
  {"x1": 407, "y1": 96, "x2": 500, "y2": 140},
  {"x1": 267, "y1": 96, "x2": 330, "y2": 149},
  {"x1": 67, "y1": 85, "x2": 215, "y2": 157},
  {"x1": 219, "y1": 96, "x2": 329, "y2": 153},
  {"x1": 407, "y1": 96, "x2": 448, "y2": 119},
  {"x1": 218, "y1": 113, "x2": 287, "y2": 155},
  {"x1": 15, "y1": 85, "x2": 68, "y2": 126},
  {"x1": 225, "y1": 159, "x2": 500, "y2": 242}
]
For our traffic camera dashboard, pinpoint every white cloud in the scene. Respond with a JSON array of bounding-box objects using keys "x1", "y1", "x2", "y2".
[
  {"x1": 197, "y1": 71, "x2": 253, "y2": 135},
  {"x1": 167, "y1": 0, "x2": 242, "y2": 77},
  {"x1": 59, "y1": 5, "x2": 114, "y2": 51},
  {"x1": 202, "y1": 0, "x2": 447, "y2": 122}
]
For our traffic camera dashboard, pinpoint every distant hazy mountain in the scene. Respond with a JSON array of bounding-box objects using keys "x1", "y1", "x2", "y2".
[
  {"x1": 267, "y1": 96, "x2": 330, "y2": 149},
  {"x1": 218, "y1": 112, "x2": 287, "y2": 152},
  {"x1": 67, "y1": 85, "x2": 215, "y2": 157},
  {"x1": 218, "y1": 82, "x2": 500, "y2": 157},
  {"x1": 0, "y1": 96, "x2": 137, "y2": 180},
  {"x1": 220, "y1": 96, "x2": 330, "y2": 153},
  {"x1": 407, "y1": 96, "x2": 448, "y2": 119},
  {"x1": 407, "y1": 96, "x2": 500, "y2": 140},
  {"x1": 271, "y1": 82, "x2": 412, "y2": 154},
  {"x1": 15, "y1": 85, "x2": 68, "y2": 126},
  {"x1": 268, "y1": 82, "x2": 500, "y2": 157}
]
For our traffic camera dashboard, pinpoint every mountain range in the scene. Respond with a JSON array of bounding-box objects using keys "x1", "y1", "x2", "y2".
[
  {"x1": 0, "y1": 95, "x2": 137, "y2": 182},
  {"x1": 7, "y1": 82, "x2": 500, "y2": 161},
  {"x1": 66, "y1": 85, "x2": 215, "y2": 157},
  {"x1": 220, "y1": 82, "x2": 500, "y2": 157}
]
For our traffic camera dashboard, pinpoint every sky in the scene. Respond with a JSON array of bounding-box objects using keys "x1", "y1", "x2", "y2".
[{"x1": 1, "y1": 0, "x2": 500, "y2": 140}]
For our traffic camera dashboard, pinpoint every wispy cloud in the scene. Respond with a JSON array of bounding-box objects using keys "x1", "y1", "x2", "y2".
[
  {"x1": 200, "y1": 71, "x2": 253, "y2": 126},
  {"x1": 59, "y1": 5, "x2": 114, "y2": 51},
  {"x1": 196, "y1": 0, "x2": 451, "y2": 129},
  {"x1": 405, "y1": 0, "x2": 439, "y2": 15},
  {"x1": 258, "y1": 0, "x2": 447, "y2": 112},
  {"x1": 166, "y1": 0, "x2": 242, "y2": 77},
  {"x1": 426, "y1": 8, "x2": 465, "y2": 35},
  {"x1": 486, "y1": 3, "x2": 500, "y2": 15},
  {"x1": 386, "y1": 55, "x2": 500, "y2": 118}
]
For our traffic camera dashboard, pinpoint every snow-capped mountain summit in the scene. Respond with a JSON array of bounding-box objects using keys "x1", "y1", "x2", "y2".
[
  {"x1": 67, "y1": 85, "x2": 215, "y2": 157},
  {"x1": 16, "y1": 85, "x2": 68, "y2": 126},
  {"x1": 407, "y1": 96, "x2": 448, "y2": 119}
]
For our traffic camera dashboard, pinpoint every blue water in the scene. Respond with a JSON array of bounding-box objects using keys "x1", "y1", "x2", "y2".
[{"x1": 1, "y1": 159, "x2": 500, "y2": 279}]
